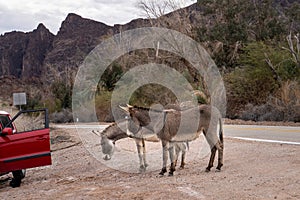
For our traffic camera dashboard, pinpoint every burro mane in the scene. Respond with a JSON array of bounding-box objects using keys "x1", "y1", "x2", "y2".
[{"x1": 131, "y1": 103, "x2": 198, "y2": 113}]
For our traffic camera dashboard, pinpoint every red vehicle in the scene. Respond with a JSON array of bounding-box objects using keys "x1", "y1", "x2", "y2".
[{"x1": 0, "y1": 109, "x2": 51, "y2": 187}]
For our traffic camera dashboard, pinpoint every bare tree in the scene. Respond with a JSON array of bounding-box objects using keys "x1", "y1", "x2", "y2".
[
  {"x1": 135, "y1": 0, "x2": 215, "y2": 105},
  {"x1": 136, "y1": 0, "x2": 195, "y2": 60},
  {"x1": 282, "y1": 32, "x2": 300, "y2": 68},
  {"x1": 137, "y1": 0, "x2": 193, "y2": 35},
  {"x1": 137, "y1": 0, "x2": 184, "y2": 19},
  {"x1": 264, "y1": 52, "x2": 282, "y2": 85}
]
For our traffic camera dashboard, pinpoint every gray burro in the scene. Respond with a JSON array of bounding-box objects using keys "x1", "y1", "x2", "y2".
[{"x1": 119, "y1": 104, "x2": 224, "y2": 176}]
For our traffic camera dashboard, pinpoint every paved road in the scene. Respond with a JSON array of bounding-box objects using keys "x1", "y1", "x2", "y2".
[
  {"x1": 54, "y1": 124, "x2": 108, "y2": 130},
  {"x1": 224, "y1": 125, "x2": 300, "y2": 145},
  {"x1": 54, "y1": 124, "x2": 300, "y2": 145}
]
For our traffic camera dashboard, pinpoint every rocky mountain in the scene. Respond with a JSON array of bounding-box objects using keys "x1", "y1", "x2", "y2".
[
  {"x1": 0, "y1": 23, "x2": 55, "y2": 102},
  {"x1": 43, "y1": 13, "x2": 151, "y2": 82},
  {"x1": 0, "y1": 23, "x2": 54, "y2": 80}
]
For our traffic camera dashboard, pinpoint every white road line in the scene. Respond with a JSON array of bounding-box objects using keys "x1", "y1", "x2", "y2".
[
  {"x1": 54, "y1": 125, "x2": 109, "y2": 129},
  {"x1": 224, "y1": 124, "x2": 300, "y2": 133},
  {"x1": 231, "y1": 136, "x2": 300, "y2": 145}
]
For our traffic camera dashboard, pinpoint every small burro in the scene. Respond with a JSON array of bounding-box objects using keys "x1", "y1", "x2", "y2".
[{"x1": 94, "y1": 118, "x2": 187, "y2": 173}]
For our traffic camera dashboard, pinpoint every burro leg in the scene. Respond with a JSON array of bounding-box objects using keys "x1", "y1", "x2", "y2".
[
  {"x1": 216, "y1": 141, "x2": 224, "y2": 171},
  {"x1": 135, "y1": 139, "x2": 146, "y2": 172},
  {"x1": 206, "y1": 146, "x2": 217, "y2": 172},
  {"x1": 180, "y1": 150, "x2": 186, "y2": 169},
  {"x1": 168, "y1": 144, "x2": 176, "y2": 176},
  {"x1": 159, "y1": 140, "x2": 169, "y2": 175},
  {"x1": 142, "y1": 139, "x2": 148, "y2": 168}
]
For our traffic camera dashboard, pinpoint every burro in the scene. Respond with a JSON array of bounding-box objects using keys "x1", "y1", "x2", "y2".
[
  {"x1": 95, "y1": 117, "x2": 187, "y2": 173},
  {"x1": 119, "y1": 104, "x2": 224, "y2": 176}
]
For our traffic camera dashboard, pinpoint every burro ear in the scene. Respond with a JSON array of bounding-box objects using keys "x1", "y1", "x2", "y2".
[
  {"x1": 119, "y1": 105, "x2": 129, "y2": 112},
  {"x1": 163, "y1": 108, "x2": 176, "y2": 112},
  {"x1": 126, "y1": 104, "x2": 133, "y2": 108},
  {"x1": 92, "y1": 130, "x2": 102, "y2": 137}
]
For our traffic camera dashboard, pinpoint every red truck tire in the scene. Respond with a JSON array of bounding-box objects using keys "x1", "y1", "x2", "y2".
[{"x1": 10, "y1": 170, "x2": 25, "y2": 187}]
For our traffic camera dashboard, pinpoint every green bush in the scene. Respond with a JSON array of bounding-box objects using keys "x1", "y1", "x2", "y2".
[
  {"x1": 20, "y1": 94, "x2": 42, "y2": 110},
  {"x1": 51, "y1": 81, "x2": 72, "y2": 109},
  {"x1": 95, "y1": 90, "x2": 113, "y2": 121},
  {"x1": 240, "y1": 41, "x2": 300, "y2": 81},
  {"x1": 100, "y1": 62, "x2": 124, "y2": 91},
  {"x1": 225, "y1": 41, "x2": 300, "y2": 118},
  {"x1": 225, "y1": 65, "x2": 277, "y2": 104}
]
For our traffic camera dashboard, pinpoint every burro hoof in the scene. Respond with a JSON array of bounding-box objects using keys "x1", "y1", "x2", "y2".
[
  {"x1": 205, "y1": 168, "x2": 211, "y2": 172},
  {"x1": 159, "y1": 167, "x2": 167, "y2": 176},
  {"x1": 159, "y1": 171, "x2": 165, "y2": 176},
  {"x1": 216, "y1": 164, "x2": 223, "y2": 171},
  {"x1": 139, "y1": 166, "x2": 146, "y2": 173},
  {"x1": 168, "y1": 171, "x2": 174, "y2": 176},
  {"x1": 103, "y1": 155, "x2": 111, "y2": 160},
  {"x1": 9, "y1": 178, "x2": 21, "y2": 188}
]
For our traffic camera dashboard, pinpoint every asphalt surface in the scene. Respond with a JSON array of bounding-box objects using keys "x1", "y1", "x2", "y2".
[{"x1": 224, "y1": 125, "x2": 300, "y2": 145}]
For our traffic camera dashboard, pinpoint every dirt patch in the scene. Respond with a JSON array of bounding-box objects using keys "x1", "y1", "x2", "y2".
[
  {"x1": 0, "y1": 127, "x2": 299, "y2": 199},
  {"x1": 50, "y1": 128, "x2": 81, "y2": 152}
]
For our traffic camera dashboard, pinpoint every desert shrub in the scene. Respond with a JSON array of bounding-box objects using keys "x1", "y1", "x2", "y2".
[
  {"x1": 239, "y1": 41, "x2": 299, "y2": 81},
  {"x1": 240, "y1": 102, "x2": 284, "y2": 121},
  {"x1": 51, "y1": 81, "x2": 72, "y2": 109},
  {"x1": 16, "y1": 93, "x2": 44, "y2": 110},
  {"x1": 95, "y1": 90, "x2": 113, "y2": 122},
  {"x1": 225, "y1": 41, "x2": 300, "y2": 118},
  {"x1": 225, "y1": 64, "x2": 277, "y2": 118},
  {"x1": 50, "y1": 109, "x2": 73, "y2": 123},
  {"x1": 100, "y1": 62, "x2": 124, "y2": 91},
  {"x1": 43, "y1": 98, "x2": 62, "y2": 114},
  {"x1": 129, "y1": 84, "x2": 178, "y2": 107},
  {"x1": 273, "y1": 80, "x2": 300, "y2": 122},
  {"x1": 240, "y1": 81, "x2": 300, "y2": 122}
]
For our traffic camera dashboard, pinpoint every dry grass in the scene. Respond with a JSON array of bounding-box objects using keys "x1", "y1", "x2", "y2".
[
  {"x1": 240, "y1": 81, "x2": 300, "y2": 122},
  {"x1": 278, "y1": 80, "x2": 300, "y2": 106}
]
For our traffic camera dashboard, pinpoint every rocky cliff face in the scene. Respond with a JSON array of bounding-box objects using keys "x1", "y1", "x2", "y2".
[
  {"x1": 0, "y1": 23, "x2": 54, "y2": 80},
  {"x1": 23, "y1": 23, "x2": 54, "y2": 80},
  {"x1": 0, "y1": 31, "x2": 28, "y2": 78},
  {"x1": 0, "y1": 23, "x2": 54, "y2": 100},
  {"x1": 44, "y1": 13, "x2": 113, "y2": 81},
  {"x1": 41, "y1": 13, "x2": 151, "y2": 83}
]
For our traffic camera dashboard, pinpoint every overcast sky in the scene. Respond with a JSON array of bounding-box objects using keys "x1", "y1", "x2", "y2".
[{"x1": 0, "y1": 0, "x2": 196, "y2": 35}]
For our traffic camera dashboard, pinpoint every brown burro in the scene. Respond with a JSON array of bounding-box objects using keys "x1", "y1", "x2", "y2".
[{"x1": 119, "y1": 104, "x2": 224, "y2": 176}]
